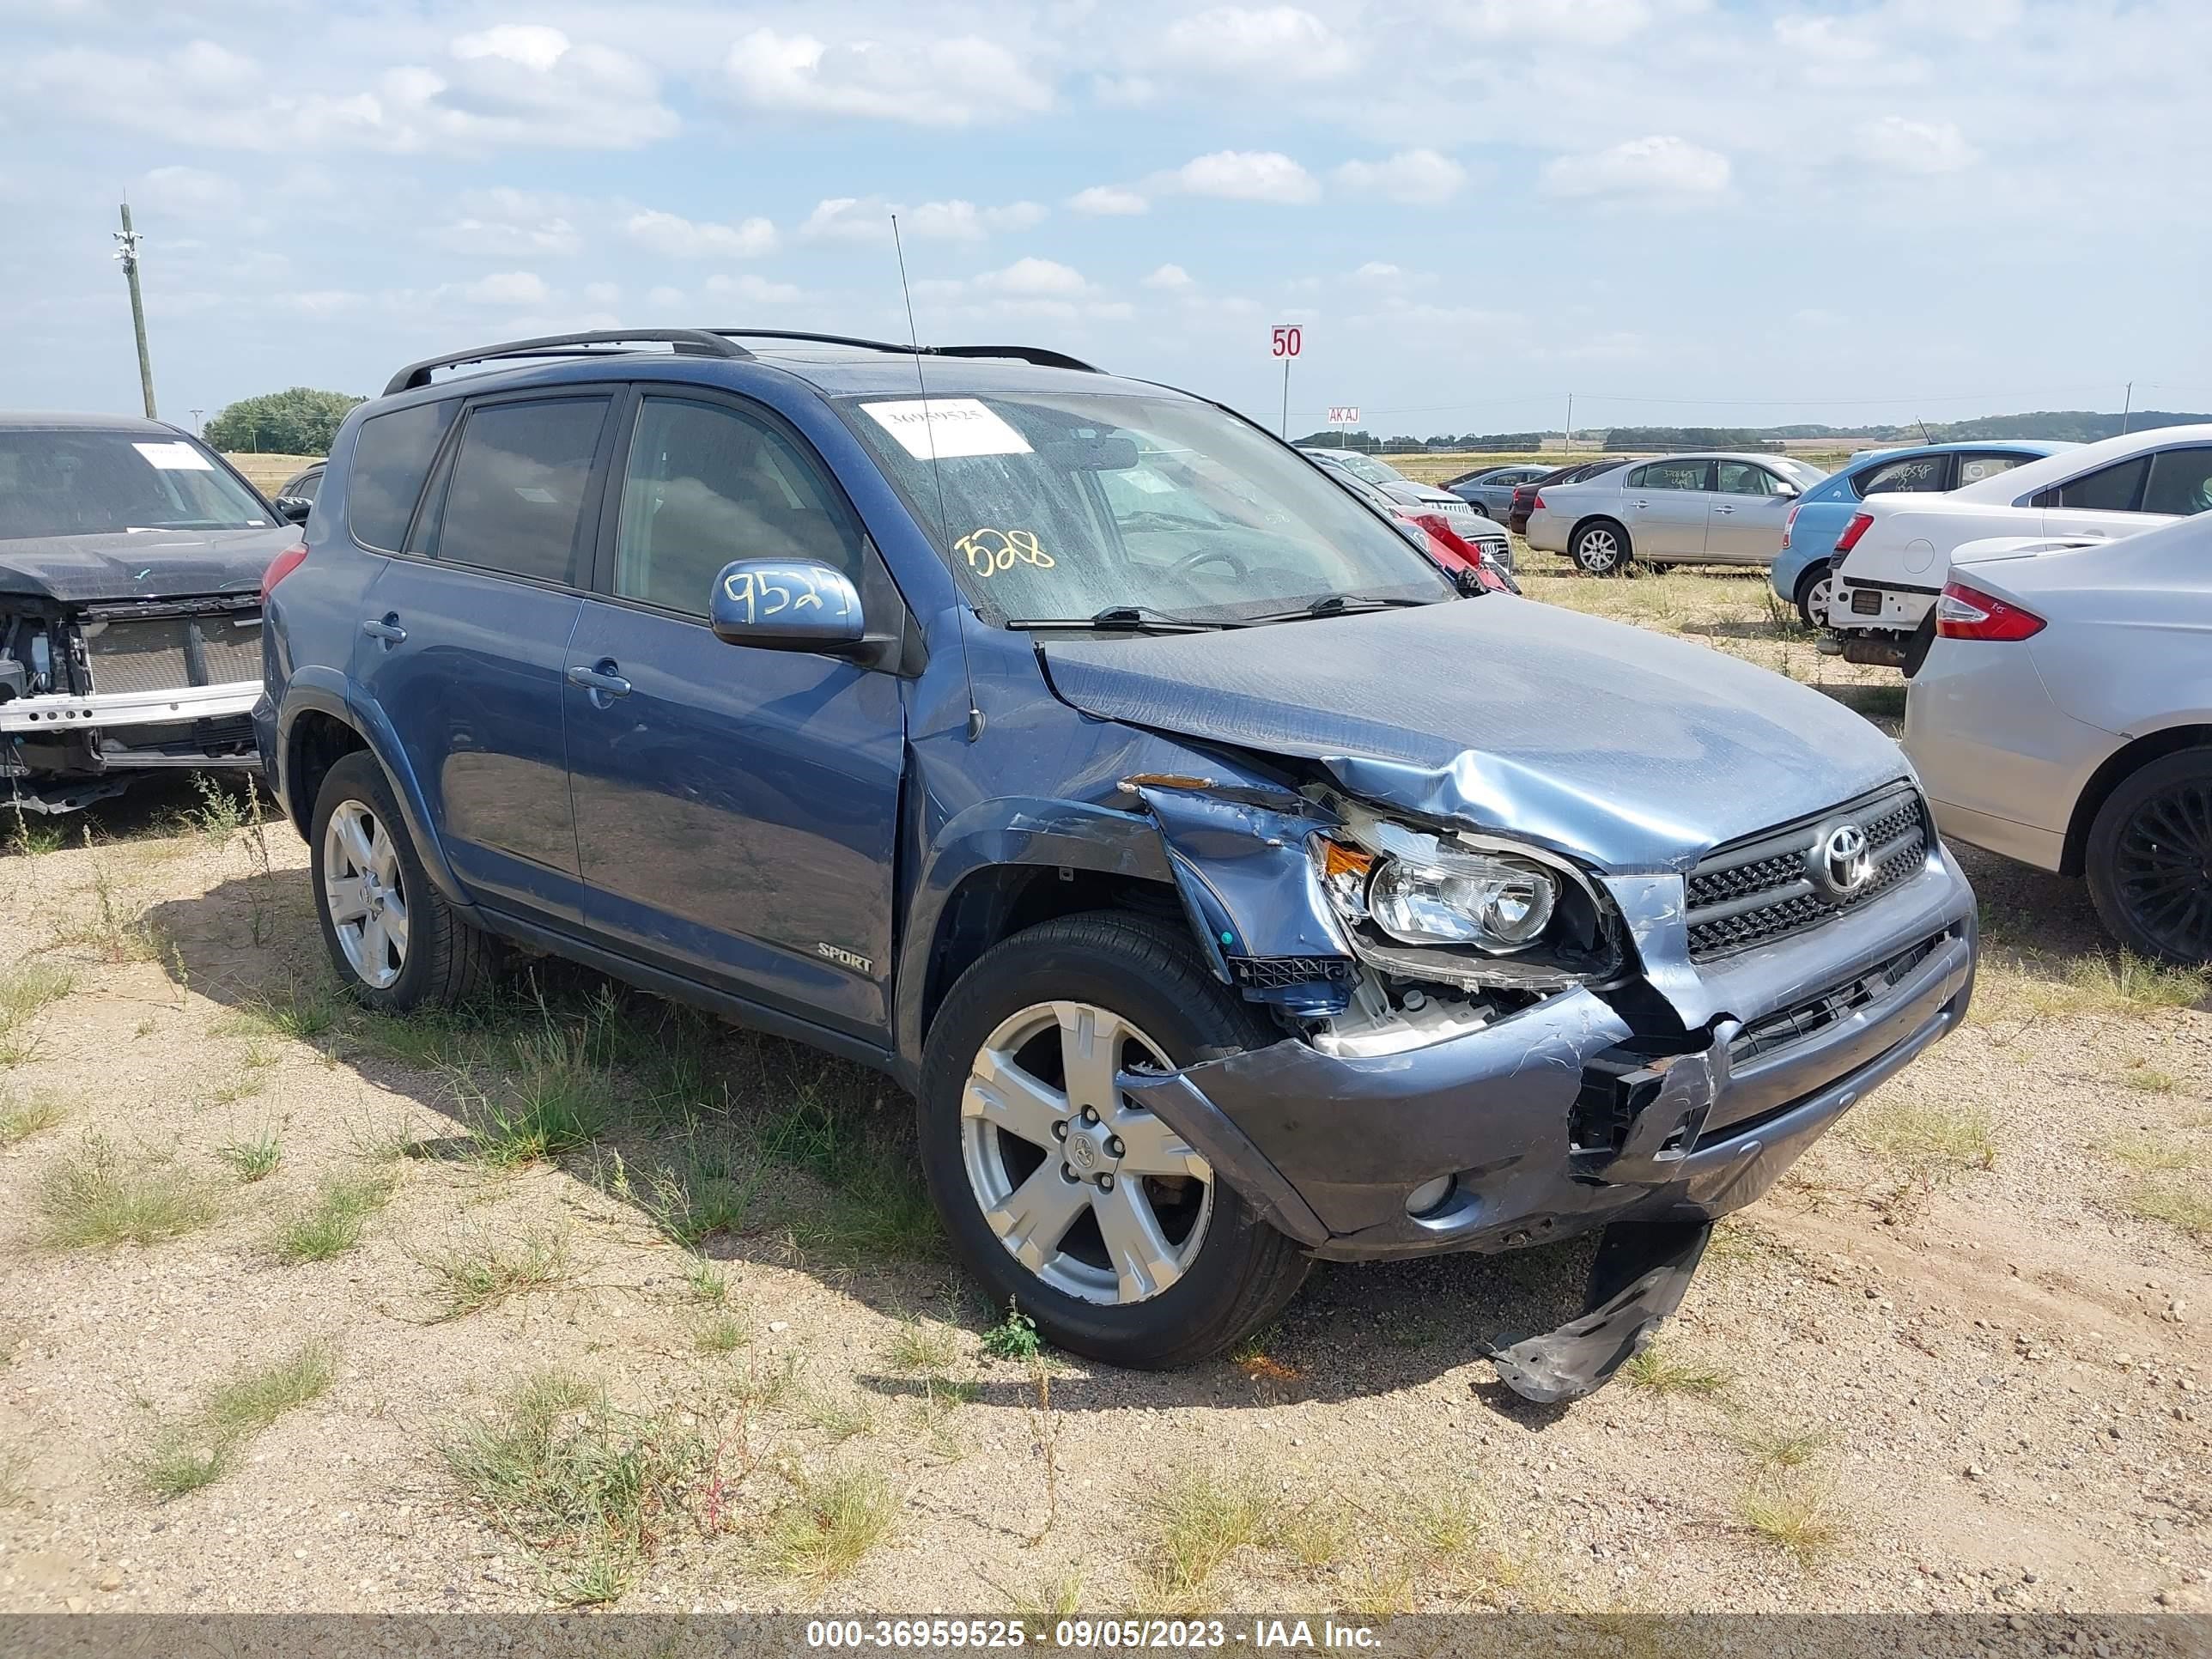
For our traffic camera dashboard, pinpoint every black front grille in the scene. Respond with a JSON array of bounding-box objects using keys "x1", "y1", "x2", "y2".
[
  {"x1": 1227, "y1": 956, "x2": 1352, "y2": 990},
  {"x1": 1684, "y1": 784, "x2": 1929, "y2": 960}
]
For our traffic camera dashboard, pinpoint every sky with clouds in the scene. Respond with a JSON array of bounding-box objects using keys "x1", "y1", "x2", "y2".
[{"x1": 3, "y1": 0, "x2": 2207, "y2": 436}]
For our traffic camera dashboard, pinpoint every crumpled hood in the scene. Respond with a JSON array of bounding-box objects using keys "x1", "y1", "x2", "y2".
[
  {"x1": 1039, "y1": 596, "x2": 1907, "y2": 872},
  {"x1": 0, "y1": 527, "x2": 290, "y2": 605}
]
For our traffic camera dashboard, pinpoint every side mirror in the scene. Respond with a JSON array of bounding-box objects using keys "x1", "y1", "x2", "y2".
[
  {"x1": 709, "y1": 558, "x2": 866, "y2": 652},
  {"x1": 1774, "y1": 482, "x2": 1801, "y2": 500},
  {"x1": 275, "y1": 495, "x2": 313, "y2": 525}
]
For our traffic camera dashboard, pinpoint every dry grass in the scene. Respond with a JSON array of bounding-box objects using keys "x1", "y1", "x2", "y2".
[
  {"x1": 441, "y1": 1369, "x2": 709, "y2": 1605},
  {"x1": 884, "y1": 1317, "x2": 962, "y2": 1375},
  {"x1": 271, "y1": 1173, "x2": 393, "y2": 1264},
  {"x1": 1134, "y1": 1469, "x2": 1271, "y2": 1604},
  {"x1": 0, "y1": 1093, "x2": 67, "y2": 1147},
  {"x1": 0, "y1": 963, "x2": 73, "y2": 1066},
  {"x1": 416, "y1": 1226, "x2": 572, "y2": 1320},
  {"x1": 143, "y1": 1341, "x2": 337, "y2": 1498},
  {"x1": 1845, "y1": 1097, "x2": 1997, "y2": 1182},
  {"x1": 2096, "y1": 1133, "x2": 2209, "y2": 1174},
  {"x1": 1619, "y1": 1341, "x2": 1734, "y2": 1397},
  {"x1": 1738, "y1": 1474, "x2": 1849, "y2": 1567},
  {"x1": 766, "y1": 1462, "x2": 896, "y2": 1588},
  {"x1": 34, "y1": 1134, "x2": 219, "y2": 1249},
  {"x1": 2122, "y1": 1181, "x2": 2212, "y2": 1240},
  {"x1": 1731, "y1": 1425, "x2": 1832, "y2": 1471},
  {"x1": 216, "y1": 1127, "x2": 282, "y2": 1183},
  {"x1": 694, "y1": 1314, "x2": 749, "y2": 1356}
]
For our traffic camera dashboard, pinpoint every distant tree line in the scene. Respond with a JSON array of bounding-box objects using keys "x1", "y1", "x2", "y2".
[
  {"x1": 1292, "y1": 428, "x2": 1547, "y2": 452},
  {"x1": 204, "y1": 387, "x2": 366, "y2": 456},
  {"x1": 1293, "y1": 410, "x2": 2211, "y2": 454}
]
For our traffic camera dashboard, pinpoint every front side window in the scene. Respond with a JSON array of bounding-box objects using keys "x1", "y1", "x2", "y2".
[
  {"x1": 2057, "y1": 457, "x2": 2148, "y2": 512},
  {"x1": 1858, "y1": 455, "x2": 1948, "y2": 495},
  {"x1": 1717, "y1": 461, "x2": 1787, "y2": 496},
  {"x1": 0, "y1": 428, "x2": 270, "y2": 541},
  {"x1": 1629, "y1": 460, "x2": 1711, "y2": 491},
  {"x1": 840, "y1": 392, "x2": 1454, "y2": 625},
  {"x1": 428, "y1": 398, "x2": 610, "y2": 586},
  {"x1": 349, "y1": 401, "x2": 457, "y2": 551},
  {"x1": 2141, "y1": 447, "x2": 2212, "y2": 516},
  {"x1": 1320, "y1": 452, "x2": 1405, "y2": 488},
  {"x1": 613, "y1": 398, "x2": 865, "y2": 615}
]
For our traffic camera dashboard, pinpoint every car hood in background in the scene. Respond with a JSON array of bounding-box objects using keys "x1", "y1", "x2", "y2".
[
  {"x1": 0, "y1": 527, "x2": 293, "y2": 605},
  {"x1": 1039, "y1": 597, "x2": 1906, "y2": 872}
]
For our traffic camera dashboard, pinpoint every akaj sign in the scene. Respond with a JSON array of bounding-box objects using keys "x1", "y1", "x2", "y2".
[{"x1": 1327, "y1": 406, "x2": 1360, "y2": 425}]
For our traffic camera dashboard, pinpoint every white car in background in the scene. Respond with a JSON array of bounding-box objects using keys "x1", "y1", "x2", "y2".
[
  {"x1": 1826, "y1": 423, "x2": 2212, "y2": 672},
  {"x1": 1903, "y1": 513, "x2": 2212, "y2": 963},
  {"x1": 1523, "y1": 453, "x2": 1828, "y2": 575}
]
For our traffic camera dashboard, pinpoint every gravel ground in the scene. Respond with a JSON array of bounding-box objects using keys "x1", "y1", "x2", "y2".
[{"x1": 0, "y1": 557, "x2": 2206, "y2": 1620}]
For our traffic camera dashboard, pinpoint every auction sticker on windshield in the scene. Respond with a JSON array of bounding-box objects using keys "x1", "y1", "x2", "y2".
[
  {"x1": 860, "y1": 398, "x2": 1032, "y2": 460},
  {"x1": 131, "y1": 441, "x2": 214, "y2": 471}
]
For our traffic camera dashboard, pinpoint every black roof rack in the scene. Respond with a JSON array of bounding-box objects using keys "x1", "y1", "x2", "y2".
[
  {"x1": 381, "y1": 329, "x2": 754, "y2": 397},
  {"x1": 708, "y1": 330, "x2": 1102, "y2": 374}
]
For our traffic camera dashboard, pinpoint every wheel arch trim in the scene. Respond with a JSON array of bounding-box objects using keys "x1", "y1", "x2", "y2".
[{"x1": 2064, "y1": 723, "x2": 2212, "y2": 878}]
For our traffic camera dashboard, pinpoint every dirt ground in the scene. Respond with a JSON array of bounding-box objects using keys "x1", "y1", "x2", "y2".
[{"x1": 0, "y1": 553, "x2": 2207, "y2": 1621}]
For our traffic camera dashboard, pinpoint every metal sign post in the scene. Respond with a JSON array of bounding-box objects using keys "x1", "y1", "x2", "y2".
[{"x1": 1270, "y1": 325, "x2": 1302, "y2": 436}]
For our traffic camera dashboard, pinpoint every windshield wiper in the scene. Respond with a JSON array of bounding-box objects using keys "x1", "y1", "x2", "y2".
[
  {"x1": 1007, "y1": 605, "x2": 1243, "y2": 634},
  {"x1": 1237, "y1": 593, "x2": 1437, "y2": 625}
]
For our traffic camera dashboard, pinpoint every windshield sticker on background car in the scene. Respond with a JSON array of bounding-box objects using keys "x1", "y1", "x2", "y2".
[
  {"x1": 955, "y1": 526, "x2": 1055, "y2": 576},
  {"x1": 130, "y1": 441, "x2": 214, "y2": 471},
  {"x1": 860, "y1": 398, "x2": 1033, "y2": 460}
]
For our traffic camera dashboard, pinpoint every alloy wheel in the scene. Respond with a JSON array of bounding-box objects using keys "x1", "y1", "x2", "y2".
[
  {"x1": 960, "y1": 1001, "x2": 1213, "y2": 1306},
  {"x1": 1576, "y1": 528, "x2": 1620, "y2": 574},
  {"x1": 2113, "y1": 781, "x2": 2212, "y2": 962},
  {"x1": 1800, "y1": 572, "x2": 1834, "y2": 629},
  {"x1": 323, "y1": 799, "x2": 409, "y2": 989}
]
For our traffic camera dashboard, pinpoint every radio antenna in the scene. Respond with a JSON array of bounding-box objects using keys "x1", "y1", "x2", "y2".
[{"x1": 892, "y1": 212, "x2": 984, "y2": 742}]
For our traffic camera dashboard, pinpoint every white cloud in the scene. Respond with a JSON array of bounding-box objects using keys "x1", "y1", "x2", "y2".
[
  {"x1": 1333, "y1": 149, "x2": 1468, "y2": 205},
  {"x1": 1069, "y1": 184, "x2": 1148, "y2": 216},
  {"x1": 1352, "y1": 261, "x2": 1404, "y2": 281},
  {"x1": 1157, "y1": 8, "x2": 1356, "y2": 82},
  {"x1": 646, "y1": 285, "x2": 686, "y2": 310},
  {"x1": 1855, "y1": 115, "x2": 1978, "y2": 174},
  {"x1": 136, "y1": 165, "x2": 241, "y2": 217},
  {"x1": 454, "y1": 270, "x2": 549, "y2": 306},
  {"x1": 725, "y1": 28, "x2": 1048, "y2": 127},
  {"x1": 1176, "y1": 150, "x2": 1320, "y2": 204},
  {"x1": 1541, "y1": 135, "x2": 1730, "y2": 201},
  {"x1": 279, "y1": 289, "x2": 364, "y2": 316},
  {"x1": 14, "y1": 31, "x2": 676, "y2": 152},
  {"x1": 974, "y1": 257, "x2": 1088, "y2": 297},
  {"x1": 583, "y1": 280, "x2": 621, "y2": 306},
  {"x1": 800, "y1": 196, "x2": 1045, "y2": 242},
  {"x1": 430, "y1": 187, "x2": 580, "y2": 258},
  {"x1": 624, "y1": 208, "x2": 777, "y2": 259},
  {"x1": 704, "y1": 272, "x2": 805, "y2": 305},
  {"x1": 1442, "y1": 0, "x2": 1656, "y2": 46},
  {"x1": 1142, "y1": 264, "x2": 1194, "y2": 290}
]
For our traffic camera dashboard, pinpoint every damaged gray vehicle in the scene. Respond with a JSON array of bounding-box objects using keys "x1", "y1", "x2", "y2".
[
  {"x1": 260, "y1": 331, "x2": 1977, "y2": 1401},
  {"x1": 2, "y1": 413, "x2": 297, "y2": 815}
]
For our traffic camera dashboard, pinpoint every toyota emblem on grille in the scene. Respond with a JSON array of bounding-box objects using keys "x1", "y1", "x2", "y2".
[{"x1": 1809, "y1": 822, "x2": 1874, "y2": 898}]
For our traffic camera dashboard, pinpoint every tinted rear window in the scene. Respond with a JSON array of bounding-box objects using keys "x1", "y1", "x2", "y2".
[
  {"x1": 348, "y1": 401, "x2": 458, "y2": 550},
  {"x1": 428, "y1": 398, "x2": 610, "y2": 586}
]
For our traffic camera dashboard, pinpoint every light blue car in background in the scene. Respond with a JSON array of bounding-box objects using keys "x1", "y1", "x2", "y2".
[{"x1": 1771, "y1": 440, "x2": 2075, "y2": 626}]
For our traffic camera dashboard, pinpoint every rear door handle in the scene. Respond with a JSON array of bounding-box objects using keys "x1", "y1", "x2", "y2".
[
  {"x1": 361, "y1": 616, "x2": 406, "y2": 645},
  {"x1": 1713, "y1": 504, "x2": 1736, "y2": 514},
  {"x1": 566, "y1": 660, "x2": 632, "y2": 701}
]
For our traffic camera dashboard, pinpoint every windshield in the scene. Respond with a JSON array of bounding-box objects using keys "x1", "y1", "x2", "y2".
[
  {"x1": 0, "y1": 429, "x2": 270, "y2": 540},
  {"x1": 1311, "y1": 450, "x2": 1404, "y2": 487},
  {"x1": 840, "y1": 391, "x2": 1455, "y2": 623},
  {"x1": 1775, "y1": 457, "x2": 1830, "y2": 487}
]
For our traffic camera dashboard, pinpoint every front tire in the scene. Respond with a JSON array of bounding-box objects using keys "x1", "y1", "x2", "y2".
[
  {"x1": 1794, "y1": 565, "x2": 1834, "y2": 630},
  {"x1": 918, "y1": 912, "x2": 1310, "y2": 1368},
  {"x1": 2085, "y1": 749, "x2": 2212, "y2": 966},
  {"x1": 309, "y1": 751, "x2": 500, "y2": 1012},
  {"x1": 1571, "y1": 520, "x2": 1631, "y2": 576}
]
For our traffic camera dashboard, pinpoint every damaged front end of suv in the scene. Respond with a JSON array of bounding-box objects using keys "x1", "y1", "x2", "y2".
[
  {"x1": 1035, "y1": 600, "x2": 1978, "y2": 1401},
  {"x1": 0, "y1": 417, "x2": 291, "y2": 814}
]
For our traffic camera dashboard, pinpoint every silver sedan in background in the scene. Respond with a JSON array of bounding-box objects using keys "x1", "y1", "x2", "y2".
[
  {"x1": 1903, "y1": 514, "x2": 2212, "y2": 963},
  {"x1": 1525, "y1": 452, "x2": 1830, "y2": 574}
]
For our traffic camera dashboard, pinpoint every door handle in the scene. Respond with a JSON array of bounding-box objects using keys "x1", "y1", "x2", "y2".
[
  {"x1": 1713, "y1": 504, "x2": 1736, "y2": 514},
  {"x1": 361, "y1": 615, "x2": 406, "y2": 645},
  {"x1": 1632, "y1": 499, "x2": 1649, "y2": 509},
  {"x1": 566, "y1": 661, "x2": 632, "y2": 699}
]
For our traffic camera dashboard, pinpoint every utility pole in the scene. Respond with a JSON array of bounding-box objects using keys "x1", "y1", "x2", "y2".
[
  {"x1": 2121, "y1": 381, "x2": 2133, "y2": 434},
  {"x1": 113, "y1": 202, "x2": 156, "y2": 421},
  {"x1": 189, "y1": 407, "x2": 204, "y2": 436},
  {"x1": 1565, "y1": 392, "x2": 1574, "y2": 447}
]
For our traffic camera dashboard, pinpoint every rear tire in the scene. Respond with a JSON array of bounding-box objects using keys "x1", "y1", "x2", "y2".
[
  {"x1": 918, "y1": 911, "x2": 1310, "y2": 1369},
  {"x1": 2084, "y1": 749, "x2": 2212, "y2": 966},
  {"x1": 1571, "y1": 520, "x2": 1631, "y2": 576},
  {"x1": 1794, "y1": 566, "x2": 1835, "y2": 630},
  {"x1": 309, "y1": 750, "x2": 501, "y2": 1012},
  {"x1": 1900, "y1": 611, "x2": 1938, "y2": 678}
]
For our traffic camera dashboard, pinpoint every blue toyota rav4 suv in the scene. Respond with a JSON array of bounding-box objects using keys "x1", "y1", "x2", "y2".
[{"x1": 258, "y1": 328, "x2": 1976, "y2": 1399}]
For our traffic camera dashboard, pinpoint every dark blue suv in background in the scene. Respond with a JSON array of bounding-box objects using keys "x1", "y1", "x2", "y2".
[{"x1": 258, "y1": 328, "x2": 1976, "y2": 1398}]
